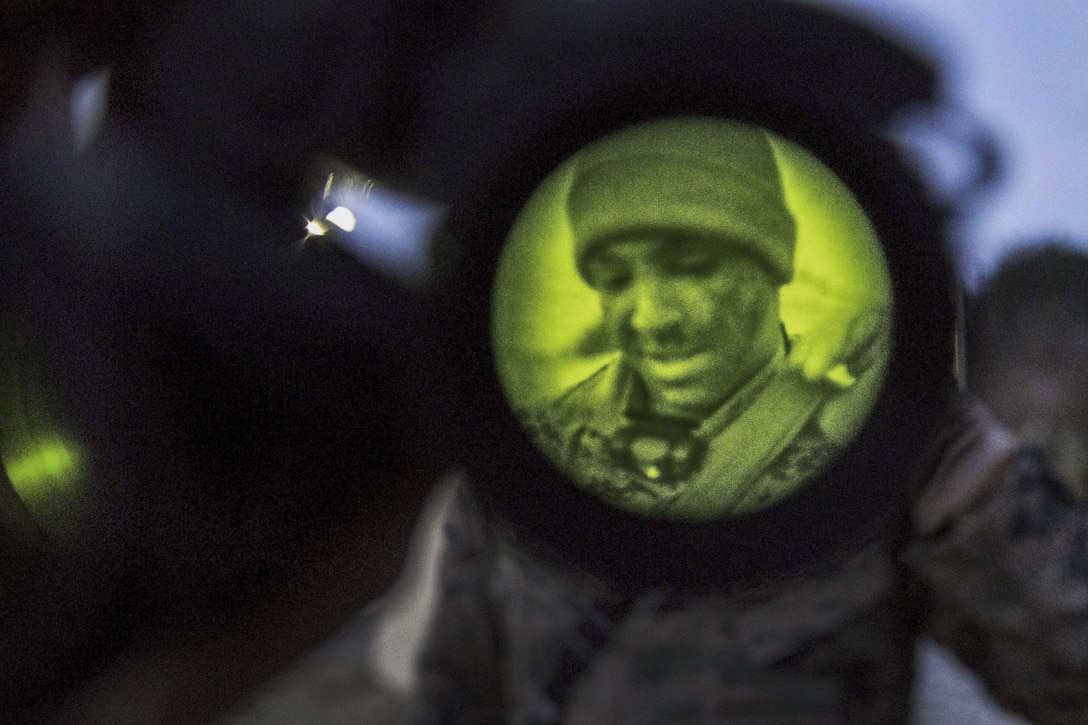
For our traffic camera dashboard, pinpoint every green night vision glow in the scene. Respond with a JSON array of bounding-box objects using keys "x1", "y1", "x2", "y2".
[
  {"x1": 1, "y1": 325, "x2": 85, "y2": 529},
  {"x1": 4, "y1": 439, "x2": 81, "y2": 505},
  {"x1": 492, "y1": 117, "x2": 892, "y2": 521}
]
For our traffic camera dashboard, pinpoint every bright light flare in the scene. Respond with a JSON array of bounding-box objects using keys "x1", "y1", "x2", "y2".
[
  {"x1": 304, "y1": 218, "x2": 328, "y2": 237},
  {"x1": 301, "y1": 163, "x2": 446, "y2": 288},
  {"x1": 325, "y1": 205, "x2": 357, "y2": 232}
]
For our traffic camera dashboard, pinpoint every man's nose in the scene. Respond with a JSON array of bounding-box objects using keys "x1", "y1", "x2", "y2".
[{"x1": 629, "y1": 279, "x2": 683, "y2": 336}]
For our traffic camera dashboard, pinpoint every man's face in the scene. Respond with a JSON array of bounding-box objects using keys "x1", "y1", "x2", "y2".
[
  {"x1": 583, "y1": 234, "x2": 782, "y2": 418},
  {"x1": 981, "y1": 310, "x2": 1088, "y2": 499}
]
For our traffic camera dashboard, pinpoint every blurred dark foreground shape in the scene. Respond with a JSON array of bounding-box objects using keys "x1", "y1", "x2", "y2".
[{"x1": 0, "y1": 1, "x2": 483, "y2": 722}]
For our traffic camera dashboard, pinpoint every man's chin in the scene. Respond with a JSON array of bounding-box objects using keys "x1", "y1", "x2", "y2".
[
  {"x1": 640, "y1": 377, "x2": 733, "y2": 419},
  {"x1": 651, "y1": 389, "x2": 725, "y2": 418},
  {"x1": 633, "y1": 353, "x2": 739, "y2": 416}
]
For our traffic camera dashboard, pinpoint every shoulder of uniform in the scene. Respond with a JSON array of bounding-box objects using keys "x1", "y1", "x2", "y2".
[
  {"x1": 515, "y1": 362, "x2": 619, "y2": 461},
  {"x1": 545, "y1": 361, "x2": 618, "y2": 420}
]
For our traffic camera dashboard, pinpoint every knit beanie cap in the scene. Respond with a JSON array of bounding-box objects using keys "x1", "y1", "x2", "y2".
[{"x1": 567, "y1": 118, "x2": 796, "y2": 285}]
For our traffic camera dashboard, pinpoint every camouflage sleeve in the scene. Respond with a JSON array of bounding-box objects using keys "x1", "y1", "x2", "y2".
[
  {"x1": 906, "y1": 399, "x2": 1088, "y2": 722},
  {"x1": 409, "y1": 480, "x2": 624, "y2": 725},
  {"x1": 409, "y1": 484, "x2": 507, "y2": 725}
]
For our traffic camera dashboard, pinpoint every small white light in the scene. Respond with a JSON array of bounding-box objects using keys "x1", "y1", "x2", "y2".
[
  {"x1": 306, "y1": 161, "x2": 446, "y2": 289},
  {"x1": 325, "y1": 205, "x2": 357, "y2": 232},
  {"x1": 305, "y1": 219, "x2": 327, "y2": 236}
]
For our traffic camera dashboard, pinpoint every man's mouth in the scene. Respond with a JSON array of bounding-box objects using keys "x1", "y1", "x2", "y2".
[{"x1": 634, "y1": 348, "x2": 716, "y2": 384}]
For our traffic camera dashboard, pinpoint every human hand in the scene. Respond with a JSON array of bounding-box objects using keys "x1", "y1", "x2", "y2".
[{"x1": 788, "y1": 305, "x2": 889, "y2": 388}]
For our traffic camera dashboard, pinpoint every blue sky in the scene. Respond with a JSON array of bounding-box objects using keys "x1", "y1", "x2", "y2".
[{"x1": 817, "y1": 0, "x2": 1088, "y2": 286}]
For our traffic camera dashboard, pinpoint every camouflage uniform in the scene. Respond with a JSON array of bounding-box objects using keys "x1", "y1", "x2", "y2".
[
  {"x1": 411, "y1": 401, "x2": 1088, "y2": 724},
  {"x1": 521, "y1": 351, "x2": 838, "y2": 519}
]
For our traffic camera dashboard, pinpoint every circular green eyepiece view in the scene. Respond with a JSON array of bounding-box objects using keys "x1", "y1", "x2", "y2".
[{"x1": 492, "y1": 117, "x2": 892, "y2": 520}]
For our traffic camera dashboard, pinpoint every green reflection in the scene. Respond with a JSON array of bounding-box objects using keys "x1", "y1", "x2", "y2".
[
  {"x1": 4, "y1": 438, "x2": 81, "y2": 505},
  {"x1": 493, "y1": 117, "x2": 891, "y2": 520},
  {"x1": 1, "y1": 323, "x2": 85, "y2": 530}
]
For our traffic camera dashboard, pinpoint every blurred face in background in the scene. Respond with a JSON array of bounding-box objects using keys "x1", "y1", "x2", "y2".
[{"x1": 978, "y1": 300, "x2": 1088, "y2": 500}]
